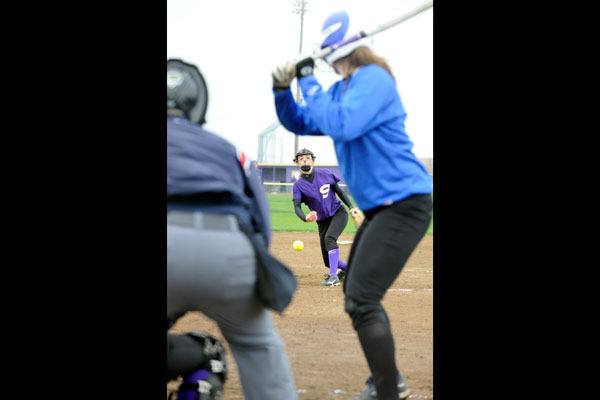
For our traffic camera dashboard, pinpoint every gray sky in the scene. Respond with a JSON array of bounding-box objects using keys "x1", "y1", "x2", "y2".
[{"x1": 167, "y1": 0, "x2": 432, "y2": 162}]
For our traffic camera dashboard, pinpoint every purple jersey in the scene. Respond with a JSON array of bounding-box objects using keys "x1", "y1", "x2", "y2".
[{"x1": 293, "y1": 168, "x2": 342, "y2": 221}]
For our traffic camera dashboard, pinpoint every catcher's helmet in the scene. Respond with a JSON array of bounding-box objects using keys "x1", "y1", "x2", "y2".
[
  {"x1": 293, "y1": 148, "x2": 316, "y2": 163},
  {"x1": 167, "y1": 58, "x2": 209, "y2": 125}
]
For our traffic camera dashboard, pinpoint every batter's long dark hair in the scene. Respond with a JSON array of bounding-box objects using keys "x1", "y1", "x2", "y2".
[{"x1": 344, "y1": 46, "x2": 395, "y2": 80}]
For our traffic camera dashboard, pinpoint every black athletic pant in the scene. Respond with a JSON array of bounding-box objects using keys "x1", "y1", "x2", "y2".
[
  {"x1": 316, "y1": 206, "x2": 348, "y2": 269},
  {"x1": 343, "y1": 194, "x2": 432, "y2": 400}
]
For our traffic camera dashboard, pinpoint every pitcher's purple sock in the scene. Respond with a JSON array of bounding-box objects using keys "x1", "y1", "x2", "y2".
[
  {"x1": 338, "y1": 258, "x2": 347, "y2": 271},
  {"x1": 328, "y1": 248, "x2": 340, "y2": 277}
]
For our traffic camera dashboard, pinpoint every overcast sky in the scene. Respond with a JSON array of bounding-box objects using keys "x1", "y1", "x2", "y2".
[{"x1": 167, "y1": 0, "x2": 433, "y2": 162}]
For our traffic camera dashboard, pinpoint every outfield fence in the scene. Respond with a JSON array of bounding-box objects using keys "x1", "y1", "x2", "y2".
[{"x1": 257, "y1": 160, "x2": 433, "y2": 194}]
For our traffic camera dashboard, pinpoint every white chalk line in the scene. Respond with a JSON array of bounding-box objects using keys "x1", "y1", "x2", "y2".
[{"x1": 388, "y1": 288, "x2": 433, "y2": 293}]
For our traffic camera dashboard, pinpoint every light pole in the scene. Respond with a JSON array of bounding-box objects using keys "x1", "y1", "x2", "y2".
[{"x1": 292, "y1": 0, "x2": 308, "y2": 155}]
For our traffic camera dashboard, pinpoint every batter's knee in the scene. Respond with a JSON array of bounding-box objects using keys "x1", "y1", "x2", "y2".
[{"x1": 344, "y1": 297, "x2": 390, "y2": 331}]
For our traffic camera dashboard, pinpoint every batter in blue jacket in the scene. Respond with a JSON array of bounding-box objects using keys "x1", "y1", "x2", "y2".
[{"x1": 272, "y1": 11, "x2": 433, "y2": 400}]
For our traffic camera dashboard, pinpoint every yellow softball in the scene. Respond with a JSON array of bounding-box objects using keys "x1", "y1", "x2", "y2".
[{"x1": 293, "y1": 240, "x2": 304, "y2": 251}]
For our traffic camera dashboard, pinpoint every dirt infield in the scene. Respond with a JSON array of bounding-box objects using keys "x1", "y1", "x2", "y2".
[{"x1": 170, "y1": 232, "x2": 433, "y2": 400}]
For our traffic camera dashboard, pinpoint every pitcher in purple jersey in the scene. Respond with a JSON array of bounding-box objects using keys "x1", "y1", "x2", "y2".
[{"x1": 292, "y1": 148, "x2": 357, "y2": 286}]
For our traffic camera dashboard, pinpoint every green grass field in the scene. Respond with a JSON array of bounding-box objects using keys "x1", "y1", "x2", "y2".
[{"x1": 267, "y1": 193, "x2": 433, "y2": 235}]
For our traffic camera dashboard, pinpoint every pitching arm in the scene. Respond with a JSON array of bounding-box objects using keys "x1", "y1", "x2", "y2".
[
  {"x1": 332, "y1": 183, "x2": 363, "y2": 227},
  {"x1": 332, "y1": 183, "x2": 353, "y2": 209}
]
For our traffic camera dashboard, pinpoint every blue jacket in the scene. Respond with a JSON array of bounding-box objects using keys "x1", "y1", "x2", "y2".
[
  {"x1": 167, "y1": 116, "x2": 272, "y2": 245},
  {"x1": 274, "y1": 64, "x2": 432, "y2": 211}
]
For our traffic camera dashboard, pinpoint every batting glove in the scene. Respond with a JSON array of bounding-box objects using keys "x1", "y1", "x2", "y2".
[
  {"x1": 295, "y1": 57, "x2": 315, "y2": 79},
  {"x1": 272, "y1": 61, "x2": 296, "y2": 90}
]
